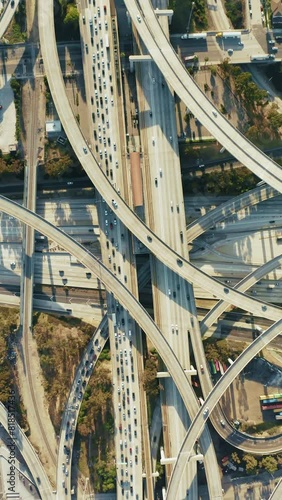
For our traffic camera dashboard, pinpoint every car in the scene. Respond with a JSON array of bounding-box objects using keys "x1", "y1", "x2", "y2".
[
  {"x1": 62, "y1": 463, "x2": 65, "y2": 471},
  {"x1": 220, "y1": 419, "x2": 226, "y2": 427},
  {"x1": 85, "y1": 44, "x2": 88, "y2": 53},
  {"x1": 83, "y1": 147, "x2": 88, "y2": 154},
  {"x1": 152, "y1": 137, "x2": 155, "y2": 145},
  {"x1": 200, "y1": 365, "x2": 204, "y2": 374},
  {"x1": 137, "y1": 15, "x2": 141, "y2": 22},
  {"x1": 65, "y1": 469, "x2": 69, "y2": 477},
  {"x1": 212, "y1": 109, "x2": 217, "y2": 117},
  {"x1": 11, "y1": 0, "x2": 15, "y2": 7},
  {"x1": 203, "y1": 407, "x2": 209, "y2": 416},
  {"x1": 67, "y1": 181, "x2": 73, "y2": 185}
]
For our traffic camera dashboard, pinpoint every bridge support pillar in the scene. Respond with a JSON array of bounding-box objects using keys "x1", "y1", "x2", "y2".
[
  {"x1": 154, "y1": 9, "x2": 174, "y2": 24},
  {"x1": 129, "y1": 55, "x2": 152, "y2": 72}
]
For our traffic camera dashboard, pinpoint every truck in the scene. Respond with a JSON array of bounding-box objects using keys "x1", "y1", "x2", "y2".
[
  {"x1": 216, "y1": 31, "x2": 241, "y2": 38},
  {"x1": 181, "y1": 32, "x2": 207, "y2": 40},
  {"x1": 105, "y1": 34, "x2": 109, "y2": 49},
  {"x1": 250, "y1": 54, "x2": 275, "y2": 61},
  {"x1": 183, "y1": 55, "x2": 197, "y2": 63}
]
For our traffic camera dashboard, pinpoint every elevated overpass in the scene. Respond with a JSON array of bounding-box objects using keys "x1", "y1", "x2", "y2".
[
  {"x1": 167, "y1": 319, "x2": 282, "y2": 499},
  {"x1": 38, "y1": 0, "x2": 282, "y2": 330},
  {"x1": 124, "y1": 0, "x2": 282, "y2": 193},
  {"x1": 0, "y1": 192, "x2": 223, "y2": 499}
]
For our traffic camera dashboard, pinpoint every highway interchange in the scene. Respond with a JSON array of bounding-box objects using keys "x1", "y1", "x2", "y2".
[{"x1": 1, "y1": 0, "x2": 282, "y2": 499}]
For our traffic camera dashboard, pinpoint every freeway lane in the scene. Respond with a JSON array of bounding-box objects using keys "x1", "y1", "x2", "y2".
[
  {"x1": 167, "y1": 319, "x2": 282, "y2": 499},
  {"x1": 38, "y1": 0, "x2": 282, "y2": 328},
  {"x1": 0, "y1": 194, "x2": 222, "y2": 499},
  {"x1": 201, "y1": 253, "x2": 282, "y2": 335},
  {"x1": 186, "y1": 185, "x2": 278, "y2": 242},
  {"x1": 125, "y1": 0, "x2": 282, "y2": 192}
]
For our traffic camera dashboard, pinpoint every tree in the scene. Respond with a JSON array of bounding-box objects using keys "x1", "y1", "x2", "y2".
[
  {"x1": 143, "y1": 357, "x2": 159, "y2": 397},
  {"x1": 64, "y1": 5, "x2": 79, "y2": 28},
  {"x1": 242, "y1": 454, "x2": 258, "y2": 474},
  {"x1": 210, "y1": 65, "x2": 217, "y2": 76},
  {"x1": 261, "y1": 456, "x2": 278, "y2": 474},
  {"x1": 231, "y1": 452, "x2": 241, "y2": 464},
  {"x1": 268, "y1": 108, "x2": 282, "y2": 131},
  {"x1": 219, "y1": 58, "x2": 231, "y2": 77}
]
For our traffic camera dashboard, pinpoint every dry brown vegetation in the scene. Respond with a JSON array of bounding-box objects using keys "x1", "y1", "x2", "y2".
[{"x1": 33, "y1": 312, "x2": 93, "y2": 431}]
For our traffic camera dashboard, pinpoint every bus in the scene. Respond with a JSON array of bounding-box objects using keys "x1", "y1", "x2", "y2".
[
  {"x1": 261, "y1": 403, "x2": 282, "y2": 411},
  {"x1": 210, "y1": 360, "x2": 216, "y2": 375}
]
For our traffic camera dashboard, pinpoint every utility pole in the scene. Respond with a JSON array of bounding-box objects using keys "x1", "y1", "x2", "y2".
[{"x1": 186, "y1": 2, "x2": 195, "y2": 33}]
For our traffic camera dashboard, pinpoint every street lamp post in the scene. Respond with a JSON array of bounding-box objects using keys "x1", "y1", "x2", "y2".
[{"x1": 187, "y1": 2, "x2": 195, "y2": 33}]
